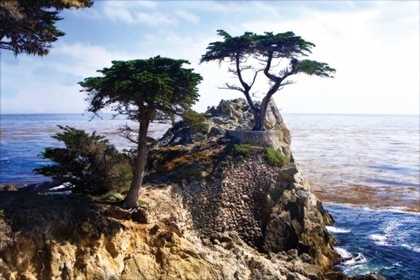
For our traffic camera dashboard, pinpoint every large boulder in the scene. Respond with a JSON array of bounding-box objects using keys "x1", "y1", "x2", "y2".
[
  {"x1": 206, "y1": 98, "x2": 292, "y2": 159},
  {"x1": 154, "y1": 98, "x2": 292, "y2": 160},
  {"x1": 262, "y1": 163, "x2": 339, "y2": 269}
]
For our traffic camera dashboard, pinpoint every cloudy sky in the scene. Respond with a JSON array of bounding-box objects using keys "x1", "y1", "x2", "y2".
[{"x1": 1, "y1": 1, "x2": 419, "y2": 115}]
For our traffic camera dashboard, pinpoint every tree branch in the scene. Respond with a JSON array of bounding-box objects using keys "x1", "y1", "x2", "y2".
[{"x1": 118, "y1": 124, "x2": 139, "y2": 144}]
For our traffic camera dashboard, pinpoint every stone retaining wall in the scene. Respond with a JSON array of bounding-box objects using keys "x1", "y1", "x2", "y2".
[
  {"x1": 178, "y1": 156, "x2": 282, "y2": 249},
  {"x1": 226, "y1": 130, "x2": 290, "y2": 157}
]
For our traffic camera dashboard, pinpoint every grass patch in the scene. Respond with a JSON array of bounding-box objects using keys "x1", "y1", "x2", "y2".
[
  {"x1": 225, "y1": 144, "x2": 252, "y2": 157},
  {"x1": 264, "y1": 148, "x2": 285, "y2": 166},
  {"x1": 138, "y1": 199, "x2": 150, "y2": 208},
  {"x1": 102, "y1": 193, "x2": 123, "y2": 201}
]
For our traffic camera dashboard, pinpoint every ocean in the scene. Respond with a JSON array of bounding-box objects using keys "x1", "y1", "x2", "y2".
[{"x1": 0, "y1": 113, "x2": 419, "y2": 279}]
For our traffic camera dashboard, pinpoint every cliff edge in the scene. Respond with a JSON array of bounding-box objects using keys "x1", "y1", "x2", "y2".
[{"x1": 0, "y1": 99, "x2": 384, "y2": 280}]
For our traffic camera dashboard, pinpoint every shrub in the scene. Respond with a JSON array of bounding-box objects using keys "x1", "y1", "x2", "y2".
[
  {"x1": 232, "y1": 144, "x2": 252, "y2": 157},
  {"x1": 264, "y1": 148, "x2": 285, "y2": 166},
  {"x1": 181, "y1": 109, "x2": 209, "y2": 134},
  {"x1": 34, "y1": 125, "x2": 132, "y2": 195}
]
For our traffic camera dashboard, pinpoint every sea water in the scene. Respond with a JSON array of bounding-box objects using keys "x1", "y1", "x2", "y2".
[
  {"x1": 0, "y1": 113, "x2": 419, "y2": 279},
  {"x1": 0, "y1": 114, "x2": 170, "y2": 185},
  {"x1": 282, "y1": 114, "x2": 419, "y2": 279}
]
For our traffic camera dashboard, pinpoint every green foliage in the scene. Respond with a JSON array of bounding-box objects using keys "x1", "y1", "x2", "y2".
[
  {"x1": 0, "y1": 0, "x2": 93, "y2": 56},
  {"x1": 79, "y1": 56, "x2": 203, "y2": 121},
  {"x1": 264, "y1": 148, "x2": 285, "y2": 166},
  {"x1": 34, "y1": 125, "x2": 132, "y2": 195},
  {"x1": 200, "y1": 29, "x2": 335, "y2": 130},
  {"x1": 181, "y1": 109, "x2": 209, "y2": 134},
  {"x1": 201, "y1": 30, "x2": 335, "y2": 77},
  {"x1": 79, "y1": 56, "x2": 203, "y2": 208},
  {"x1": 225, "y1": 144, "x2": 252, "y2": 158},
  {"x1": 102, "y1": 193, "x2": 124, "y2": 201}
]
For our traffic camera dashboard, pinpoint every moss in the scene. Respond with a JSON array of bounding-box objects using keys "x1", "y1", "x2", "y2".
[{"x1": 264, "y1": 148, "x2": 285, "y2": 166}]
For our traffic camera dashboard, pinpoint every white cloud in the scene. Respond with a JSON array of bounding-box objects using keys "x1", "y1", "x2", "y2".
[
  {"x1": 53, "y1": 42, "x2": 134, "y2": 78},
  {"x1": 103, "y1": 5, "x2": 136, "y2": 24},
  {"x1": 2, "y1": 1, "x2": 418, "y2": 115},
  {"x1": 101, "y1": 2, "x2": 197, "y2": 26},
  {"x1": 135, "y1": 12, "x2": 177, "y2": 26},
  {"x1": 174, "y1": 10, "x2": 199, "y2": 23}
]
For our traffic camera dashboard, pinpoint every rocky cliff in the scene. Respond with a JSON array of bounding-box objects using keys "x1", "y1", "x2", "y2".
[{"x1": 0, "y1": 98, "x2": 385, "y2": 280}]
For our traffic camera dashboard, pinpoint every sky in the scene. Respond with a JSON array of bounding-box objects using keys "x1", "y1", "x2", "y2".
[{"x1": 1, "y1": 0, "x2": 419, "y2": 115}]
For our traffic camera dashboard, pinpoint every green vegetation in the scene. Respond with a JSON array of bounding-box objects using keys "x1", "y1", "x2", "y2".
[
  {"x1": 102, "y1": 193, "x2": 124, "y2": 201},
  {"x1": 181, "y1": 109, "x2": 209, "y2": 134},
  {"x1": 138, "y1": 199, "x2": 149, "y2": 207},
  {"x1": 79, "y1": 56, "x2": 202, "y2": 208},
  {"x1": 226, "y1": 144, "x2": 252, "y2": 158},
  {"x1": 1, "y1": 0, "x2": 93, "y2": 56},
  {"x1": 34, "y1": 126, "x2": 132, "y2": 195},
  {"x1": 200, "y1": 30, "x2": 335, "y2": 131},
  {"x1": 264, "y1": 148, "x2": 285, "y2": 166}
]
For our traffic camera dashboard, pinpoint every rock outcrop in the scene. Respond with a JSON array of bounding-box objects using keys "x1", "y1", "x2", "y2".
[
  {"x1": 156, "y1": 98, "x2": 292, "y2": 160},
  {"x1": 0, "y1": 98, "x2": 385, "y2": 280}
]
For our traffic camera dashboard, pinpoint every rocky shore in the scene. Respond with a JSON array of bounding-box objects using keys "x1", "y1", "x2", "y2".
[{"x1": 0, "y1": 99, "x2": 385, "y2": 280}]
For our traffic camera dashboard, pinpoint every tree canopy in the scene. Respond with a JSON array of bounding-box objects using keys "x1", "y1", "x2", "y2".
[
  {"x1": 200, "y1": 30, "x2": 336, "y2": 131},
  {"x1": 79, "y1": 56, "x2": 202, "y2": 208},
  {"x1": 34, "y1": 125, "x2": 132, "y2": 195},
  {"x1": 0, "y1": 0, "x2": 93, "y2": 56}
]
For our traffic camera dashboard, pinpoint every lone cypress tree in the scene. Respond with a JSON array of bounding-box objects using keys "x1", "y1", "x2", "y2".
[{"x1": 200, "y1": 30, "x2": 336, "y2": 131}]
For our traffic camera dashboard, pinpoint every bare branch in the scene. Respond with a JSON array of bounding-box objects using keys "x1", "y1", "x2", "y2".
[
  {"x1": 249, "y1": 69, "x2": 263, "y2": 88},
  {"x1": 118, "y1": 124, "x2": 138, "y2": 144},
  {"x1": 219, "y1": 83, "x2": 245, "y2": 93}
]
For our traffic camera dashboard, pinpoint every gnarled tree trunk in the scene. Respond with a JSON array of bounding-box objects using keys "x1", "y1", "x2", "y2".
[{"x1": 122, "y1": 118, "x2": 150, "y2": 209}]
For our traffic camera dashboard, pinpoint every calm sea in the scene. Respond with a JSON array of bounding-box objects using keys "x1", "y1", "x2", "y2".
[{"x1": 0, "y1": 113, "x2": 419, "y2": 279}]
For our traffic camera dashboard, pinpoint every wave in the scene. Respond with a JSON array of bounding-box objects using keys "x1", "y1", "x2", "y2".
[
  {"x1": 335, "y1": 247, "x2": 367, "y2": 266},
  {"x1": 326, "y1": 226, "x2": 350, "y2": 233},
  {"x1": 401, "y1": 244, "x2": 420, "y2": 253},
  {"x1": 368, "y1": 234, "x2": 390, "y2": 246}
]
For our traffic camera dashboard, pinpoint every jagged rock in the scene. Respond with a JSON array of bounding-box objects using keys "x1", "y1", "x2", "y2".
[
  {"x1": 154, "y1": 98, "x2": 292, "y2": 159},
  {"x1": 262, "y1": 163, "x2": 339, "y2": 268},
  {"x1": 208, "y1": 126, "x2": 226, "y2": 138},
  {"x1": 207, "y1": 98, "x2": 292, "y2": 159},
  {"x1": 0, "y1": 98, "x2": 385, "y2": 280}
]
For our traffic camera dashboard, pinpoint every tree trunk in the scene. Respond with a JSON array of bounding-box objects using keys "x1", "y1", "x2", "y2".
[
  {"x1": 252, "y1": 107, "x2": 264, "y2": 131},
  {"x1": 122, "y1": 118, "x2": 150, "y2": 209},
  {"x1": 256, "y1": 96, "x2": 272, "y2": 131}
]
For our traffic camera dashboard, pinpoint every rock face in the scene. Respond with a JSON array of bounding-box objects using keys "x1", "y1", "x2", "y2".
[
  {"x1": 0, "y1": 98, "x2": 385, "y2": 280},
  {"x1": 156, "y1": 98, "x2": 292, "y2": 160},
  {"x1": 0, "y1": 187, "x2": 332, "y2": 280}
]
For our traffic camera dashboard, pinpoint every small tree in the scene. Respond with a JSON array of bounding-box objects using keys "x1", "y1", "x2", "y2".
[
  {"x1": 79, "y1": 56, "x2": 202, "y2": 208},
  {"x1": 200, "y1": 30, "x2": 336, "y2": 131},
  {"x1": 0, "y1": 0, "x2": 93, "y2": 56},
  {"x1": 34, "y1": 125, "x2": 132, "y2": 195}
]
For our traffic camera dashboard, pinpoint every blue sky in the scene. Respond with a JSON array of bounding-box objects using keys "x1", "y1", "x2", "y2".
[{"x1": 1, "y1": 1, "x2": 419, "y2": 114}]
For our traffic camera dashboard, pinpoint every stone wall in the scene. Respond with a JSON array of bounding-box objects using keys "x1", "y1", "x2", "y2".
[
  {"x1": 172, "y1": 153, "x2": 338, "y2": 269},
  {"x1": 178, "y1": 155, "x2": 282, "y2": 249},
  {"x1": 226, "y1": 130, "x2": 291, "y2": 158}
]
